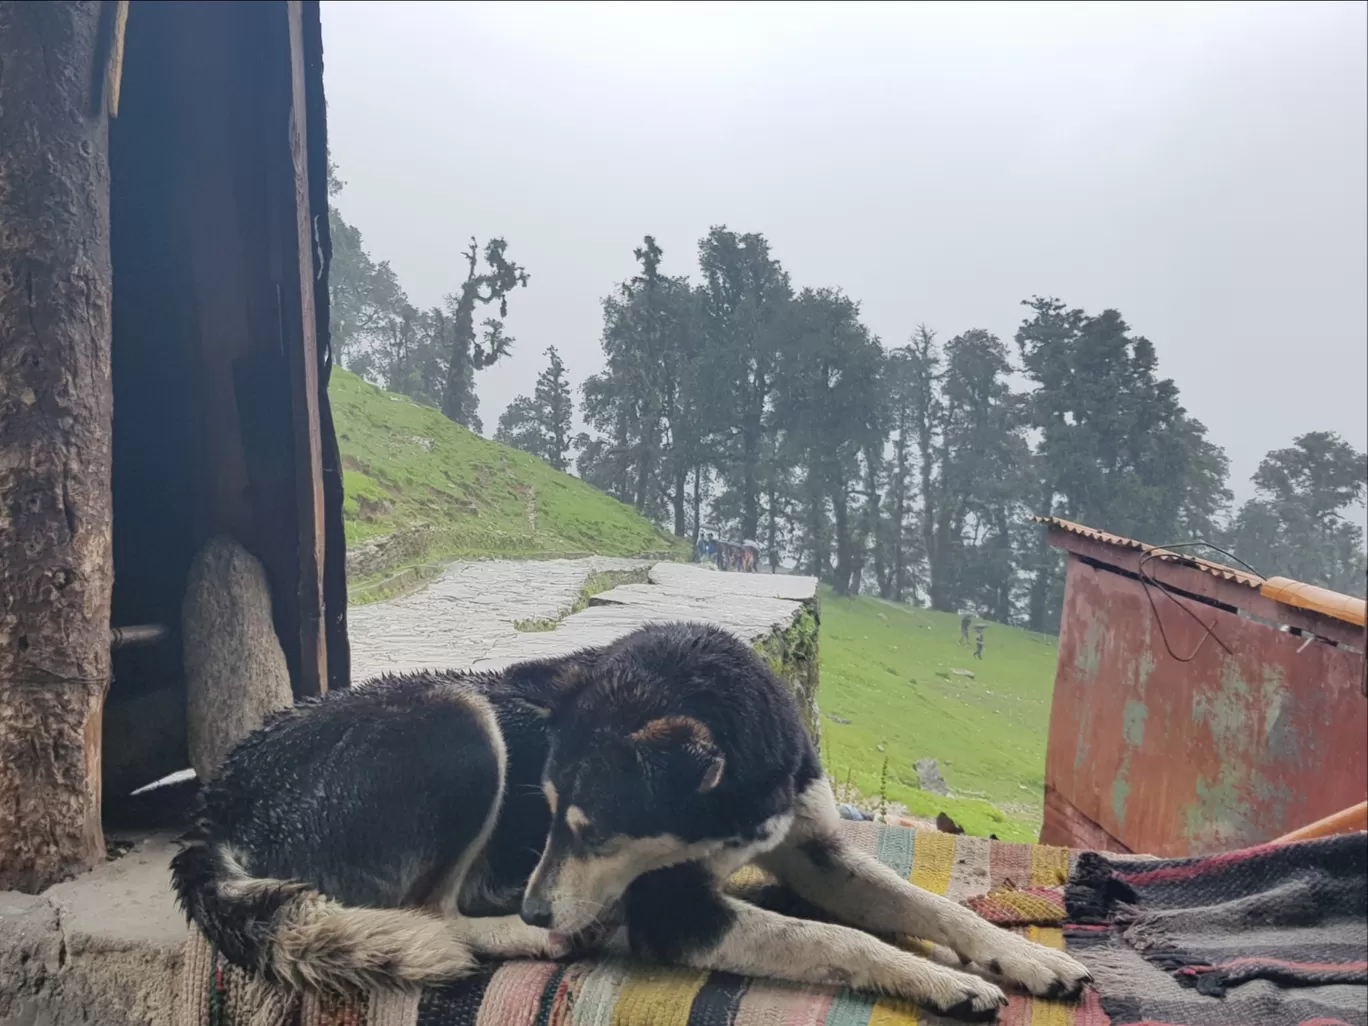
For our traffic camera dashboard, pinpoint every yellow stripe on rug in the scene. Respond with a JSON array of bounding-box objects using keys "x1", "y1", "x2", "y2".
[
  {"x1": 1028, "y1": 845, "x2": 1070, "y2": 888},
  {"x1": 910, "y1": 831, "x2": 957, "y2": 895},
  {"x1": 868, "y1": 998, "x2": 923, "y2": 1025},
  {"x1": 610, "y1": 965, "x2": 711, "y2": 1026}
]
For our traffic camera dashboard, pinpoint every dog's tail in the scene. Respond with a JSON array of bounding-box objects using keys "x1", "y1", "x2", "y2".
[{"x1": 170, "y1": 840, "x2": 476, "y2": 992}]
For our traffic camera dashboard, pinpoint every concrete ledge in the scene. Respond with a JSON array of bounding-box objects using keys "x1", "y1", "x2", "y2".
[{"x1": 0, "y1": 833, "x2": 186, "y2": 1026}]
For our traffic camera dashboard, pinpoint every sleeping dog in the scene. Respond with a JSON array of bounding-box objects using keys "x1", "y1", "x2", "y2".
[{"x1": 171, "y1": 622, "x2": 1089, "y2": 1022}]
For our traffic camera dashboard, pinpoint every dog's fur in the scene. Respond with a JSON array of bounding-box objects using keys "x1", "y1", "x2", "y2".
[{"x1": 171, "y1": 622, "x2": 1090, "y2": 1022}]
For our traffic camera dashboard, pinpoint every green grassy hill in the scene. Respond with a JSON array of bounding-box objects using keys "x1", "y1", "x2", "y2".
[
  {"x1": 330, "y1": 370, "x2": 687, "y2": 575},
  {"x1": 818, "y1": 588, "x2": 1059, "y2": 842}
]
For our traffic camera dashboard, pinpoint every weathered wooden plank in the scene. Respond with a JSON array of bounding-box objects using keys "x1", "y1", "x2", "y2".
[
  {"x1": 283, "y1": 0, "x2": 328, "y2": 697},
  {"x1": 299, "y1": 0, "x2": 353, "y2": 692}
]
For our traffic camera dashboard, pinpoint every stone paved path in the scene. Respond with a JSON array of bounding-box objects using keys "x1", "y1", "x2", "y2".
[
  {"x1": 472, "y1": 562, "x2": 817, "y2": 671},
  {"x1": 348, "y1": 556, "x2": 650, "y2": 680}
]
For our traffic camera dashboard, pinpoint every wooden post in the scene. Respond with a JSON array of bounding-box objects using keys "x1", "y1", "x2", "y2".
[
  {"x1": 0, "y1": 0, "x2": 115, "y2": 892},
  {"x1": 284, "y1": 0, "x2": 328, "y2": 697}
]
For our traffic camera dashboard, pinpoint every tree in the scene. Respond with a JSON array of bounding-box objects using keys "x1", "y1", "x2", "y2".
[
  {"x1": 877, "y1": 342, "x2": 930, "y2": 602},
  {"x1": 581, "y1": 238, "x2": 704, "y2": 530},
  {"x1": 935, "y1": 329, "x2": 1033, "y2": 621},
  {"x1": 327, "y1": 164, "x2": 411, "y2": 373},
  {"x1": 440, "y1": 237, "x2": 529, "y2": 428},
  {"x1": 496, "y1": 346, "x2": 575, "y2": 471},
  {"x1": 697, "y1": 227, "x2": 793, "y2": 541},
  {"x1": 772, "y1": 288, "x2": 886, "y2": 594},
  {"x1": 1015, "y1": 297, "x2": 1232, "y2": 630},
  {"x1": 883, "y1": 327, "x2": 1031, "y2": 617},
  {"x1": 1228, "y1": 432, "x2": 1367, "y2": 593}
]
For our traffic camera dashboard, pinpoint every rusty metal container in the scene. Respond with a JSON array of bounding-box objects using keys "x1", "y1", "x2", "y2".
[{"x1": 1037, "y1": 518, "x2": 1367, "y2": 857}]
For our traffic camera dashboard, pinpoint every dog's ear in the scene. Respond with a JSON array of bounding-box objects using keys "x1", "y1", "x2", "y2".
[{"x1": 629, "y1": 716, "x2": 726, "y2": 794}]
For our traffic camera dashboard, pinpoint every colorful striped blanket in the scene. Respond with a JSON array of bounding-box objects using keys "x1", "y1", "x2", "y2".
[{"x1": 178, "y1": 822, "x2": 1108, "y2": 1026}]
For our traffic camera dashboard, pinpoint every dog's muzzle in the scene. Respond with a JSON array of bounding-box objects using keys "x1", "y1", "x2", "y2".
[{"x1": 520, "y1": 893, "x2": 554, "y2": 929}]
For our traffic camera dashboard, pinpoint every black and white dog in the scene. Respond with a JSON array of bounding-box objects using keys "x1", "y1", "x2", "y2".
[{"x1": 171, "y1": 622, "x2": 1089, "y2": 1022}]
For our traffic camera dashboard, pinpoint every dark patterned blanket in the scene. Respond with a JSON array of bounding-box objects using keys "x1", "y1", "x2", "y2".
[{"x1": 1064, "y1": 833, "x2": 1368, "y2": 1026}]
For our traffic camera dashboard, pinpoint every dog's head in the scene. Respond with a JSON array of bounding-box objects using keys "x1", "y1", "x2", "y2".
[
  {"x1": 520, "y1": 703, "x2": 727, "y2": 935},
  {"x1": 505, "y1": 622, "x2": 808, "y2": 937}
]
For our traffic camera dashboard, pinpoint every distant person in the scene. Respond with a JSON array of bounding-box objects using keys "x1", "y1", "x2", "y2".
[
  {"x1": 973, "y1": 624, "x2": 986, "y2": 660},
  {"x1": 960, "y1": 613, "x2": 972, "y2": 646}
]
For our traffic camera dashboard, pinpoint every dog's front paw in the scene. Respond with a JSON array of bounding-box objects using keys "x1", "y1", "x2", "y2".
[
  {"x1": 984, "y1": 943, "x2": 1091, "y2": 1001},
  {"x1": 477, "y1": 921, "x2": 574, "y2": 961},
  {"x1": 874, "y1": 959, "x2": 1007, "y2": 1023},
  {"x1": 548, "y1": 922, "x2": 610, "y2": 959},
  {"x1": 540, "y1": 931, "x2": 576, "y2": 960},
  {"x1": 925, "y1": 974, "x2": 1009, "y2": 1023}
]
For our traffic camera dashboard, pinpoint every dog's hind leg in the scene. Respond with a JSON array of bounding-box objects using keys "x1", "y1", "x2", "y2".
[
  {"x1": 758, "y1": 779, "x2": 1092, "y2": 1002},
  {"x1": 622, "y1": 865, "x2": 1006, "y2": 1022}
]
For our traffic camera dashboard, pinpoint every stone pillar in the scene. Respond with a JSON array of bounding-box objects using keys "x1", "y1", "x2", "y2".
[{"x1": 0, "y1": 0, "x2": 116, "y2": 891}]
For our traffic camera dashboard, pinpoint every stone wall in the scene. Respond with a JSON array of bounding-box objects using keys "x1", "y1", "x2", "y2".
[{"x1": 752, "y1": 599, "x2": 821, "y2": 743}]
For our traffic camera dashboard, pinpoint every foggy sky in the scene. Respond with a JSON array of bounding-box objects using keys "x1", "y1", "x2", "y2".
[{"x1": 320, "y1": 0, "x2": 1367, "y2": 505}]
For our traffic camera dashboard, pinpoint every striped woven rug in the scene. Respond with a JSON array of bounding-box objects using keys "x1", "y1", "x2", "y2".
[{"x1": 177, "y1": 823, "x2": 1111, "y2": 1026}]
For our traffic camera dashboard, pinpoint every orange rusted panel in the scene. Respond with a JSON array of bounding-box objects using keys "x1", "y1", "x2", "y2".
[{"x1": 1042, "y1": 556, "x2": 1368, "y2": 857}]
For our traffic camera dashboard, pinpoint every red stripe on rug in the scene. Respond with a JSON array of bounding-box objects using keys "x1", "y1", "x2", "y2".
[
  {"x1": 1114, "y1": 842, "x2": 1281, "y2": 887},
  {"x1": 1182, "y1": 957, "x2": 1368, "y2": 974}
]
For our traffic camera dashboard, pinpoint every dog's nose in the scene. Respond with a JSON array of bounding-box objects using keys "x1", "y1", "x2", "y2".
[{"x1": 520, "y1": 898, "x2": 553, "y2": 929}]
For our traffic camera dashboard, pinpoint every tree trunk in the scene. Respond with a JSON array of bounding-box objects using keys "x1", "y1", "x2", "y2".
[
  {"x1": 805, "y1": 466, "x2": 830, "y2": 580},
  {"x1": 440, "y1": 293, "x2": 476, "y2": 426},
  {"x1": 918, "y1": 419, "x2": 938, "y2": 609},
  {"x1": 765, "y1": 482, "x2": 779, "y2": 572},
  {"x1": 633, "y1": 424, "x2": 653, "y2": 513},
  {"x1": 1026, "y1": 484, "x2": 1056, "y2": 632},
  {"x1": 0, "y1": 0, "x2": 115, "y2": 892},
  {"x1": 993, "y1": 507, "x2": 1013, "y2": 624},
  {"x1": 740, "y1": 377, "x2": 764, "y2": 540},
  {"x1": 832, "y1": 481, "x2": 852, "y2": 595},
  {"x1": 891, "y1": 422, "x2": 909, "y2": 602},
  {"x1": 858, "y1": 448, "x2": 880, "y2": 598},
  {"x1": 741, "y1": 436, "x2": 760, "y2": 541},
  {"x1": 672, "y1": 465, "x2": 687, "y2": 537},
  {"x1": 690, "y1": 463, "x2": 703, "y2": 548},
  {"x1": 612, "y1": 410, "x2": 630, "y2": 502}
]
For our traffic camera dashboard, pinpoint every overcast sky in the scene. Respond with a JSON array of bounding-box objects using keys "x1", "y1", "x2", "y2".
[{"x1": 321, "y1": 0, "x2": 1366, "y2": 503}]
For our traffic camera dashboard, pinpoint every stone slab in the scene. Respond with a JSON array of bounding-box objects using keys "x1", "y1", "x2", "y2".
[
  {"x1": 648, "y1": 562, "x2": 819, "y2": 601},
  {"x1": 347, "y1": 556, "x2": 651, "y2": 679},
  {"x1": 472, "y1": 567, "x2": 818, "y2": 672}
]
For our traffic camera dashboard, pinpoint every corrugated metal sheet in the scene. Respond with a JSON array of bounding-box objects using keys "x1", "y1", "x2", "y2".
[
  {"x1": 1035, "y1": 517, "x2": 1367, "y2": 629},
  {"x1": 1033, "y1": 516, "x2": 1266, "y2": 589}
]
